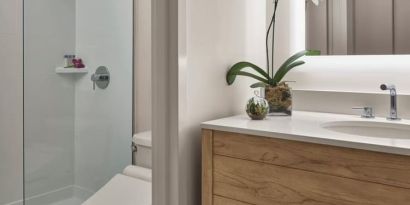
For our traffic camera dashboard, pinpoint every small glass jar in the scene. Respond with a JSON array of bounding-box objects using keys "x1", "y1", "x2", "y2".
[{"x1": 246, "y1": 95, "x2": 269, "y2": 120}]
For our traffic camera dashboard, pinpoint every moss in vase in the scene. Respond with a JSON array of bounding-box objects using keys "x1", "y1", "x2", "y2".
[{"x1": 265, "y1": 82, "x2": 292, "y2": 115}]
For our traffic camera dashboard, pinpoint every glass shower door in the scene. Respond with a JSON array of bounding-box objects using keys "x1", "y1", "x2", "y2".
[
  {"x1": 0, "y1": 0, "x2": 23, "y2": 205},
  {"x1": 23, "y1": 0, "x2": 133, "y2": 204}
]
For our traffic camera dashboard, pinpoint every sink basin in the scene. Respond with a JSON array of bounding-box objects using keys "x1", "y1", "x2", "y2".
[{"x1": 321, "y1": 121, "x2": 410, "y2": 139}]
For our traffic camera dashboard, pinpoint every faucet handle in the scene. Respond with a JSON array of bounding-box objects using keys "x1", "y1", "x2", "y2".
[
  {"x1": 352, "y1": 107, "x2": 375, "y2": 118},
  {"x1": 380, "y1": 83, "x2": 396, "y2": 91}
]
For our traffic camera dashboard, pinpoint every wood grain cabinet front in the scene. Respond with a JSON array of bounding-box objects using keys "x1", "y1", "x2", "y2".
[{"x1": 202, "y1": 129, "x2": 410, "y2": 205}]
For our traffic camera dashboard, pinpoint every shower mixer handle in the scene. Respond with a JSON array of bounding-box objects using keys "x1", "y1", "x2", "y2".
[
  {"x1": 91, "y1": 66, "x2": 110, "y2": 90},
  {"x1": 91, "y1": 74, "x2": 110, "y2": 81}
]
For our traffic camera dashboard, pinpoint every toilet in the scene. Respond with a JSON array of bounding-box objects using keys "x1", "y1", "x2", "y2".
[
  {"x1": 132, "y1": 131, "x2": 152, "y2": 168},
  {"x1": 83, "y1": 131, "x2": 152, "y2": 205}
]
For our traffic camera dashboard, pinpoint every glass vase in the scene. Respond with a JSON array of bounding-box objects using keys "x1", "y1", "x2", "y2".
[{"x1": 264, "y1": 82, "x2": 292, "y2": 116}]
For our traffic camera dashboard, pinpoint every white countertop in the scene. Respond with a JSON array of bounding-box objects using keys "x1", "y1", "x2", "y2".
[{"x1": 201, "y1": 111, "x2": 410, "y2": 156}]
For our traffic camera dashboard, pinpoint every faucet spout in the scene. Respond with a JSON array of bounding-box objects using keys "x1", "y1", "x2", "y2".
[{"x1": 380, "y1": 84, "x2": 400, "y2": 120}]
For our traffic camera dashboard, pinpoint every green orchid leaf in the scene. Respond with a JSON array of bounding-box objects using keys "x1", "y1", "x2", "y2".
[
  {"x1": 226, "y1": 62, "x2": 270, "y2": 85},
  {"x1": 273, "y1": 60, "x2": 305, "y2": 83},
  {"x1": 306, "y1": 49, "x2": 321, "y2": 56},
  {"x1": 250, "y1": 82, "x2": 267, "y2": 88},
  {"x1": 272, "y1": 50, "x2": 313, "y2": 84},
  {"x1": 277, "y1": 50, "x2": 308, "y2": 71},
  {"x1": 234, "y1": 71, "x2": 270, "y2": 84},
  {"x1": 226, "y1": 51, "x2": 318, "y2": 86}
]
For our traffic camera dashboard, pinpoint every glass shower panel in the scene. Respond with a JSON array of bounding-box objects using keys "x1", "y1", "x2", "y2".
[
  {"x1": 0, "y1": 0, "x2": 23, "y2": 205},
  {"x1": 23, "y1": 0, "x2": 133, "y2": 204}
]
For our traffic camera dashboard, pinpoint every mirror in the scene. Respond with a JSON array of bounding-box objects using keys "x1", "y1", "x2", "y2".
[{"x1": 306, "y1": 0, "x2": 410, "y2": 55}]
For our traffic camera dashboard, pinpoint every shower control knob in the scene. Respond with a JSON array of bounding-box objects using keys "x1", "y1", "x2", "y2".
[{"x1": 91, "y1": 66, "x2": 110, "y2": 90}]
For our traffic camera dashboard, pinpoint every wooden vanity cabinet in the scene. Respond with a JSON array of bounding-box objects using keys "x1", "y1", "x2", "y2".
[{"x1": 202, "y1": 129, "x2": 410, "y2": 205}]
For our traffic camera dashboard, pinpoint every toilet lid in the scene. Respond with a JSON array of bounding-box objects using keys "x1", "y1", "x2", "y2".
[
  {"x1": 133, "y1": 131, "x2": 152, "y2": 147},
  {"x1": 82, "y1": 174, "x2": 151, "y2": 205}
]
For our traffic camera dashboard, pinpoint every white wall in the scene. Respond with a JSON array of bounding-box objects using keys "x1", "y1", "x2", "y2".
[
  {"x1": 24, "y1": 0, "x2": 76, "y2": 199},
  {"x1": 74, "y1": 0, "x2": 133, "y2": 193},
  {"x1": 287, "y1": 55, "x2": 410, "y2": 94},
  {"x1": 177, "y1": 0, "x2": 266, "y2": 204},
  {"x1": 134, "y1": 0, "x2": 152, "y2": 133},
  {"x1": 294, "y1": 90, "x2": 410, "y2": 119},
  {"x1": 268, "y1": 0, "x2": 305, "y2": 70},
  {"x1": 0, "y1": 0, "x2": 23, "y2": 204}
]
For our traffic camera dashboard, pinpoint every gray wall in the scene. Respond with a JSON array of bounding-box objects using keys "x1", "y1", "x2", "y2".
[
  {"x1": 354, "y1": 0, "x2": 393, "y2": 54},
  {"x1": 134, "y1": 0, "x2": 152, "y2": 133},
  {"x1": 394, "y1": 0, "x2": 410, "y2": 54},
  {"x1": 307, "y1": 0, "x2": 410, "y2": 55}
]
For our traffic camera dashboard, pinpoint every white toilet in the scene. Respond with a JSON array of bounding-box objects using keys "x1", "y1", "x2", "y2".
[{"x1": 83, "y1": 131, "x2": 152, "y2": 205}]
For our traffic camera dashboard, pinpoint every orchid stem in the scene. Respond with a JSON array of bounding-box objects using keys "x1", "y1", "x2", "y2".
[
  {"x1": 271, "y1": 0, "x2": 279, "y2": 79},
  {"x1": 266, "y1": 4, "x2": 274, "y2": 77}
]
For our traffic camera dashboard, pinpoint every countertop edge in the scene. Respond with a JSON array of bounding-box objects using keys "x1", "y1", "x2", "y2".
[{"x1": 201, "y1": 123, "x2": 410, "y2": 156}]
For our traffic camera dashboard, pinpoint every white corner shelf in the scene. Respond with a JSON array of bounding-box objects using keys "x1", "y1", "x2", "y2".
[{"x1": 55, "y1": 67, "x2": 89, "y2": 74}]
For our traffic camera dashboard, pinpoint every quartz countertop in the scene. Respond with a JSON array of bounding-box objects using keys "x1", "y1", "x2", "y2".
[{"x1": 201, "y1": 111, "x2": 410, "y2": 156}]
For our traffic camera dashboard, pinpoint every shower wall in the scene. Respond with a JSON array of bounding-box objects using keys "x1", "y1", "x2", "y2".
[
  {"x1": 0, "y1": 0, "x2": 23, "y2": 204},
  {"x1": 0, "y1": 0, "x2": 132, "y2": 203},
  {"x1": 24, "y1": 0, "x2": 76, "y2": 200},
  {"x1": 22, "y1": 0, "x2": 133, "y2": 203},
  {"x1": 74, "y1": 0, "x2": 133, "y2": 193}
]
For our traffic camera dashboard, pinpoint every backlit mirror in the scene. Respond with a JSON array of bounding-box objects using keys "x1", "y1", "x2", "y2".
[{"x1": 306, "y1": 0, "x2": 410, "y2": 55}]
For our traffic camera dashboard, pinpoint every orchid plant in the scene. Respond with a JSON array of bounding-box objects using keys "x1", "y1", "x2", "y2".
[{"x1": 226, "y1": 0, "x2": 319, "y2": 88}]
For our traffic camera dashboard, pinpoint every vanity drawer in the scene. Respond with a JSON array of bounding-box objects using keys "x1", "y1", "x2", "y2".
[
  {"x1": 214, "y1": 195, "x2": 252, "y2": 205},
  {"x1": 213, "y1": 155, "x2": 410, "y2": 205},
  {"x1": 213, "y1": 131, "x2": 410, "y2": 189}
]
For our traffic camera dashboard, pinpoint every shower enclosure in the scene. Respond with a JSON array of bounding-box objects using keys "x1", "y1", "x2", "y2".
[{"x1": 0, "y1": 0, "x2": 134, "y2": 204}]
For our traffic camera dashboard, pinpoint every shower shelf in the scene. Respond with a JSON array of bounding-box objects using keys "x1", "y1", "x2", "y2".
[{"x1": 55, "y1": 67, "x2": 89, "y2": 74}]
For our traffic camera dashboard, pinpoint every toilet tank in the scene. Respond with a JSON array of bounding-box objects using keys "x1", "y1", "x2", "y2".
[{"x1": 133, "y1": 131, "x2": 152, "y2": 168}]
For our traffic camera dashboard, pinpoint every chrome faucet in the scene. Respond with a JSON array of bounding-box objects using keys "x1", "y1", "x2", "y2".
[{"x1": 380, "y1": 84, "x2": 400, "y2": 120}]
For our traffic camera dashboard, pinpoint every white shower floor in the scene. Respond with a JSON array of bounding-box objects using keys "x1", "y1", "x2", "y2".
[
  {"x1": 49, "y1": 197, "x2": 84, "y2": 205},
  {"x1": 23, "y1": 185, "x2": 92, "y2": 205}
]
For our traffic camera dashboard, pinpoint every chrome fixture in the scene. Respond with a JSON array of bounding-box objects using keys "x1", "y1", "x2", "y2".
[
  {"x1": 131, "y1": 142, "x2": 138, "y2": 165},
  {"x1": 91, "y1": 66, "x2": 110, "y2": 90},
  {"x1": 352, "y1": 107, "x2": 375, "y2": 118},
  {"x1": 380, "y1": 84, "x2": 400, "y2": 121}
]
